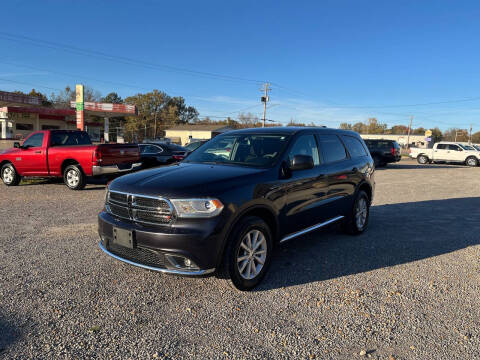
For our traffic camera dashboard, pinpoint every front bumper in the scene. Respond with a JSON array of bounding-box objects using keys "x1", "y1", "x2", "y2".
[
  {"x1": 98, "y1": 211, "x2": 224, "y2": 275},
  {"x1": 92, "y1": 162, "x2": 142, "y2": 176}
]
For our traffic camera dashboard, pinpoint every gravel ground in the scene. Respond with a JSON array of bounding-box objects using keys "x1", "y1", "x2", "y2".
[{"x1": 1, "y1": 159, "x2": 479, "y2": 359}]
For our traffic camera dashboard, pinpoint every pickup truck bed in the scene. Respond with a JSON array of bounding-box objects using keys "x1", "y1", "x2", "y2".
[{"x1": 0, "y1": 130, "x2": 141, "y2": 189}]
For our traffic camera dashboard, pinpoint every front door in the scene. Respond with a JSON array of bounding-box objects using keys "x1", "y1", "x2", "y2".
[
  {"x1": 444, "y1": 144, "x2": 463, "y2": 161},
  {"x1": 15, "y1": 132, "x2": 48, "y2": 175}
]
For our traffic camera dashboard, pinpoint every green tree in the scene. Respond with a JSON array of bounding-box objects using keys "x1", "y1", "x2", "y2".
[
  {"x1": 390, "y1": 125, "x2": 408, "y2": 134},
  {"x1": 101, "y1": 92, "x2": 123, "y2": 104},
  {"x1": 125, "y1": 90, "x2": 168, "y2": 139},
  {"x1": 431, "y1": 127, "x2": 443, "y2": 143},
  {"x1": 339, "y1": 122, "x2": 353, "y2": 130}
]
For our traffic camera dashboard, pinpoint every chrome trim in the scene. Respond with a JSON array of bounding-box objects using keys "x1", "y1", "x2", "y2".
[
  {"x1": 106, "y1": 190, "x2": 174, "y2": 225},
  {"x1": 280, "y1": 215, "x2": 345, "y2": 243},
  {"x1": 98, "y1": 241, "x2": 215, "y2": 276},
  {"x1": 92, "y1": 162, "x2": 142, "y2": 176}
]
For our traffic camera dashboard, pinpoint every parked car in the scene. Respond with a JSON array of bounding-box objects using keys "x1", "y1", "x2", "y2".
[
  {"x1": 98, "y1": 127, "x2": 375, "y2": 290},
  {"x1": 184, "y1": 139, "x2": 208, "y2": 155},
  {"x1": 409, "y1": 141, "x2": 480, "y2": 166},
  {"x1": 363, "y1": 139, "x2": 401, "y2": 167},
  {"x1": 138, "y1": 142, "x2": 187, "y2": 169},
  {"x1": 0, "y1": 130, "x2": 141, "y2": 190}
]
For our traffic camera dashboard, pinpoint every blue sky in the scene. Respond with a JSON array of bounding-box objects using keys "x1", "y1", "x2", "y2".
[{"x1": 1, "y1": 0, "x2": 480, "y2": 130}]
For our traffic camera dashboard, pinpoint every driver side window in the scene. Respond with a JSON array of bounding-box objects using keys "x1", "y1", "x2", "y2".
[
  {"x1": 23, "y1": 133, "x2": 44, "y2": 148},
  {"x1": 288, "y1": 135, "x2": 320, "y2": 166}
]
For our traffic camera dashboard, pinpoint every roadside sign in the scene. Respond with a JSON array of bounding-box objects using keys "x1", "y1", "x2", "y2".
[
  {"x1": 425, "y1": 130, "x2": 432, "y2": 137},
  {"x1": 425, "y1": 137, "x2": 432, "y2": 141}
]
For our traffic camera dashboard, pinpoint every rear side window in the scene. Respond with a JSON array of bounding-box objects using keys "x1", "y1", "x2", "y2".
[
  {"x1": 23, "y1": 133, "x2": 44, "y2": 148},
  {"x1": 318, "y1": 135, "x2": 347, "y2": 163},
  {"x1": 51, "y1": 131, "x2": 92, "y2": 146},
  {"x1": 436, "y1": 144, "x2": 447, "y2": 150},
  {"x1": 288, "y1": 134, "x2": 320, "y2": 165},
  {"x1": 341, "y1": 135, "x2": 367, "y2": 158}
]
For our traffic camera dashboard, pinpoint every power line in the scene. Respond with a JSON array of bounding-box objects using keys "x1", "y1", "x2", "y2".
[{"x1": 0, "y1": 32, "x2": 265, "y2": 85}]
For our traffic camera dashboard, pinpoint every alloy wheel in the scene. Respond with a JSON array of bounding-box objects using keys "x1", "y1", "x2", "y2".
[
  {"x1": 66, "y1": 169, "x2": 80, "y2": 187},
  {"x1": 2, "y1": 167, "x2": 14, "y2": 184},
  {"x1": 236, "y1": 229, "x2": 267, "y2": 280},
  {"x1": 355, "y1": 197, "x2": 368, "y2": 230}
]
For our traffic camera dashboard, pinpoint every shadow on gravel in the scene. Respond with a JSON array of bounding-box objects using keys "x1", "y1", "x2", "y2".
[
  {"x1": 376, "y1": 163, "x2": 465, "y2": 170},
  {"x1": 257, "y1": 197, "x2": 480, "y2": 291},
  {"x1": 0, "y1": 315, "x2": 22, "y2": 354}
]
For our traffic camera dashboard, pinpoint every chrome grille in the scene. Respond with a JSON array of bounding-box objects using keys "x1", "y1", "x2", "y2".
[{"x1": 106, "y1": 191, "x2": 173, "y2": 225}]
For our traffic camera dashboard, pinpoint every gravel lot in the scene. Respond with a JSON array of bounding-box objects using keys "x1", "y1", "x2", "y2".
[{"x1": 1, "y1": 159, "x2": 479, "y2": 359}]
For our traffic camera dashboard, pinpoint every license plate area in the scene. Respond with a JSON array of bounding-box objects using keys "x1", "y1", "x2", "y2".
[{"x1": 112, "y1": 227, "x2": 134, "y2": 249}]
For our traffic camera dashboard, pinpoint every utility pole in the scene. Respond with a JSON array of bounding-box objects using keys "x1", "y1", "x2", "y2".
[
  {"x1": 406, "y1": 115, "x2": 413, "y2": 149},
  {"x1": 261, "y1": 83, "x2": 271, "y2": 127},
  {"x1": 469, "y1": 124, "x2": 473, "y2": 143}
]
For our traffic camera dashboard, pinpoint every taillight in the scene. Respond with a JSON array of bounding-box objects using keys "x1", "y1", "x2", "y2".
[
  {"x1": 93, "y1": 147, "x2": 102, "y2": 164},
  {"x1": 172, "y1": 155, "x2": 184, "y2": 161},
  {"x1": 391, "y1": 147, "x2": 395, "y2": 156}
]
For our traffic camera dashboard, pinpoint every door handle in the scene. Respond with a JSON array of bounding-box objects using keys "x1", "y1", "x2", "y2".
[{"x1": 35, "y1": 151, "x2": 41, "y2": 154}]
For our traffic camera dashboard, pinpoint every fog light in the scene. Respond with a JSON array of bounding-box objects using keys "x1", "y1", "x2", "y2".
[{"x1": 165, "y1": 254, "x2": 199, "y2": 271}]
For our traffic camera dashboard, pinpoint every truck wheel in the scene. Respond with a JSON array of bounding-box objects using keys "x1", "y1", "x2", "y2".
[
  {"x1": 218, "y1": 216, "x2": 273, "y2": 291},
  {"x1": 417, "y1": 155, "x2": 429, "y2": 165},
  {"x1": 342, "y1": 190, "x2": 370, "y2": 235},
  {"x1": 1, "y1": 163, "x2": 21, "y2": 186},
  {"x1": 63, "y1": 165, "x2": 86, "y2": 190},
  {"x1": 465, "y1": 156, "x2": 478, "y2": 167}
]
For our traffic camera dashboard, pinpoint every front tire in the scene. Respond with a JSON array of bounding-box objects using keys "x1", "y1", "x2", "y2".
[
  {"x1": 465, "y1": 156, "x2": 478, "y2": 167},
  {"x1": 63, "y1": 165, "x2": 86, "y2": 190},
  {"x1": 342, "y1": 190, "x2": 370, "y2": 235},
  {"x1": 218, "y1": 216, "x2": 273, "y2": 291},
  {"x1": 1, "y1": 163, "x2": 21, "y2": 186},
  {"x1": 417, "y1": 155, "x2": 429, "y2": 164}
]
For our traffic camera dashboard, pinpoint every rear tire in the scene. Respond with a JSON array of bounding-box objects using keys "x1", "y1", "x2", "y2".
[
  {"x1": 63, "y1": 165, "x2": 86, "y2": 190},
  {"x1": 342, "y1": 190, "x2": 370, "y2": 235},
  {"x1": 417, "y1": 155, "x2": 429, "y2": 164},
  {"x1": 465, "y1": 156, "x2": 478, "y2": 167},
  {"x1": 1, "y1": 163, "x2": 21, "y2": 186},
  {"x1": 218, "y1": 216, "x2": 273, "y2": 291}
]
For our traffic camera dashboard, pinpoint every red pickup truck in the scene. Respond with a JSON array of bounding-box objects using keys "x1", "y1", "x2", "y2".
[{"x1": 0, "y1": 130, "x2": 141, "y2": 190}]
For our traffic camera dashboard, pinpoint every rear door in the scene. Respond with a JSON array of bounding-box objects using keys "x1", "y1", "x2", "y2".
[
  {"x1": 16, "y1": 132, "x2": 48, "y2": 175},
  {"x1": 282, "y1": 133, "x2": 329, "y2": 235},
  {"x1": 433, "y1": 143, "x2": 449, "y2": 160},
  {"x1": 317, "y1": 134, "x2": 356, "y2": 216}
]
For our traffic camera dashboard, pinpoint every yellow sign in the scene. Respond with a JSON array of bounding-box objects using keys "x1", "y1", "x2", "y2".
[
  {"x1": 425, "y1": 130, "x2": 432, "y2": 137},
  {"x1": 75, "y1": 84, "x2": 84, "y2": 111}
]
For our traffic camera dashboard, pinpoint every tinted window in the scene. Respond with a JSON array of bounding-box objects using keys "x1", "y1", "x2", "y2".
[
  {"x1": 185, "y1": 141, "x2": 204, "y2": 151},
  {"x1": 448, "y1": 144, "x2": 460, "y2": 151},
  {"x1": 318, "y1": 135, "x2": 347, "y2": 163},
  {"x1": 51, "y1": 131, "x2": 92, "y2": 146},
  {"x1": 166, "y1": 143, "x2": 186, "y2": 151},
  {"x1": 185, "y1": 133, "x2": 290, "y2": 167},
  {"x1": 23, "y1": 133, "x2": 44, "y2": 148},
  {"x1": 436, "y1": 144, "x2": 447, "y2": 150},
  {"x1": 342, "y1": 135, "x2": 367, "y2": 158},
  {"x1": 140, "y1": 145, "x2": 162, "y2": 154},
  {"x1": 288, "y1": 135, "x2": 320, "y2": 165}
]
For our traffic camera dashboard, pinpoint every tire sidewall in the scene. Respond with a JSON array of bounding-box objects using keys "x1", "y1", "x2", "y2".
[
  {"x1": 63, "y1": 165, "x2": 85, "y2": 190},
  {"x1": 417, "y1": 155, "x2": 428, "y2": 164},
  {"x1": 353, "y1": 191, "x2": 370, "y2": 233},
  {"x1": 225, "y1": 217, "x2": 273, "y2": 291},
  {"x1": 466, "y1": 156, "x2": 478, "y2": 167},
  {"x1": 1, "y1": 163, "x2": 19, "y2": 186}
]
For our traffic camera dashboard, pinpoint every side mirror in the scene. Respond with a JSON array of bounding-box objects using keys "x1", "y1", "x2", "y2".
[
  {"x1": 13, "y1": 142, "x2": 20, "y2": 148},
  {"x1": 291, "y1": 155, "x2": 314, "y2": 171},
  {"x1": 457, "y1": 148, "x2": 463, "y2": 151}
]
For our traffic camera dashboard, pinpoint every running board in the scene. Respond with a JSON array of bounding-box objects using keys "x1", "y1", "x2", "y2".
[{"x1": 279, "y1": 216, "x2": 345, "y2": 243}]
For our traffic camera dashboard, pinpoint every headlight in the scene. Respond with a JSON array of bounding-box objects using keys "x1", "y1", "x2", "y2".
[{"x1": 170, "y1": 198, "x2": 224, "y2": 218}]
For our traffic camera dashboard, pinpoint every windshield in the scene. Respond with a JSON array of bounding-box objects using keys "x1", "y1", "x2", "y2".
[
  {"x1": 184, "y1": 133, "x2": 291, "y2": 167},
  {"x1": 459, "y1": 144, "x2": 475, "y2": 150}
]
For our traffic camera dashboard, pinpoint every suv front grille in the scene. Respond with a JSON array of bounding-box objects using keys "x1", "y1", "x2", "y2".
[{"x1": 106, "y1": 191, "x2": 173, "y2": 225}]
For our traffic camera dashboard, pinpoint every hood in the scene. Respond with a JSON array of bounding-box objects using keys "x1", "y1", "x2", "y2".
[{"x1": 109, "y1": 162, "x2": 268, "y2": 198}]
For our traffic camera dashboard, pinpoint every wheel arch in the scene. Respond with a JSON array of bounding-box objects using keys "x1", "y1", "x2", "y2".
[
  {"x1": 357, "y1": 181, "x2": 373, "y2": 205},
  {"x1": 61, "y1": 159, "x2": 82, "y2": 174}
]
